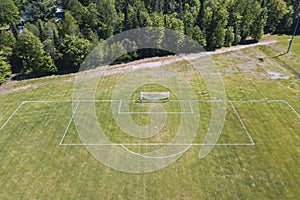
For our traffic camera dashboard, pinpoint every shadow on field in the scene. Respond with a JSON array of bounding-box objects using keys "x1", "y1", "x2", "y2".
[{"x1": 272, "y1": 53, "x2": 287, "y2": 58}]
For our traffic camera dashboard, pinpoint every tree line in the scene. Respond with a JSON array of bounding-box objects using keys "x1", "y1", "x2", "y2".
[{"x1": 0, "y1": 0, "x2": 299, "y2": 83}]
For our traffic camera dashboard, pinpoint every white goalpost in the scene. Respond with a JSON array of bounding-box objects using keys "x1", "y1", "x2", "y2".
[{"x1": 139, "y1": 91, "x2": 170, "y2": 103}]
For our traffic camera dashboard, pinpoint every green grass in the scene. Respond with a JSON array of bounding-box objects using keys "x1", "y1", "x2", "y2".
[{"x1": 0, "y1": 35, "x2": 299, "y2": 199}]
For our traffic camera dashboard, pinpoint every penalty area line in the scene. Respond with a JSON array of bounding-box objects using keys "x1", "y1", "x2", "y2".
[
  {"x1": 59, "y1": 143, "x2": 255, "y2": 146},
  {"x1": 284, "y1": 100, "x2": 300, "y2": 118},
  {"x1": 230, "y1": 102, "x2": 255, "y2": 145},
  {"x1": 59, "y1": 101, "x2": 80, "y2": 146},
  {"x1": 0, "y1": 102, "x2": 25, "y2": 132}
]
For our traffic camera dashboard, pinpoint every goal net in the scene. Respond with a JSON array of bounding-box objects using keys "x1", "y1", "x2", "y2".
[{"x1": 139, "y1": 92, "x2": 170, "y2": 103}]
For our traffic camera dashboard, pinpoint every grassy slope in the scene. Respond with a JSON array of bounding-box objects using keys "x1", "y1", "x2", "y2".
[{"x1": 0, "y1": 35, "x2": 299, "y2": 199}]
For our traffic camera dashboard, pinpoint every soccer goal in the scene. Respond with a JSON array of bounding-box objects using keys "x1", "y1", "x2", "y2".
[{"x1": 139, "y1": 91, "x2": 170, "y2": 103}]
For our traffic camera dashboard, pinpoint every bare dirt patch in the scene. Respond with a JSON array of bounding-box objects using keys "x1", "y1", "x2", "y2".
[{"x1": 263, "y1": 71, "x2": 290, "y2": 80}]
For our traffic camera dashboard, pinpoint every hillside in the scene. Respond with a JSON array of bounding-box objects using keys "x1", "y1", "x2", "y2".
[{"x1": 0, "y1": 35, "x2": 299, "y2": 199}]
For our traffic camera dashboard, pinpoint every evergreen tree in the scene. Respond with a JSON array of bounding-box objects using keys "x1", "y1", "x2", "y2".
[
  {"x1": 265, "y1": 0, "x2": 293, "y2": 33},
  {"x1": 224, "y1": 26, "x2": 234, "y2": 47},
  {"x1": 251, "y1": 7, "x2": 268, "y2": 40},
  {"x1": 206, "y1": 3, "x2": 228, "y2": 50},
  {"x1": 0, "y1": 0, "x2": 20, "y2": 26},
  {"x1": 24, "y1": 23, "x2": 40, "y2": 38},
  {"x1": 20, "y1": 0, "x2": 57, "y2": 22},
  {"x1": 58, "y1": 11, "x2": 81, "y2": 37}
]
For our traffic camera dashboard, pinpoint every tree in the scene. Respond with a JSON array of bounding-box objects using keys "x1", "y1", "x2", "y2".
[
  {"x1": 183, "y1": 4, "x2": 195, "y2": 36},
  {"x1": 42, "y1": 21, "x2": 59, "y2": 41},
  {"x1": 99, "y1": 0, "x2": 120, "y2": 38},
  {"x1": 58, "y1": 11, "x2": 81, "y2": 38},
  {"x1": 224, "y1": 26, "x2": 234, "y2": 47},
  {"x1": 58, "y1": 35, "x2": 92, "y2": 71},
  {"x1": 20, "y1": 0, "x2": 57, "y2": 22},
  {"x1": 206, "y1": 4, "x2": 228, "y2": 50},
  {"x1": 24, "y1": 23, "x2": 40, "y2": 38},
  {"x1": 62, "y1": 0, "x2": 85, "y2": 28},
  {"x1": 0, "y1": 31, "x2": 16, "y2": 57},
  {"x1": 0, "y1": 0, "x2": 20, "y2": 26},
  {"x1": 251, "y1": 7, "x2": 268, "y2": 40},
  {"x1": 239, "y1": 0, "x2": 260, "y2": 41},
  {"x1": 196, "y1": 0, "x2": 206, "y2": 30},
  {"x1": 0, "y1": 53, "x2": 12, "y2": 84},
  {"x1": 14, "y1": 31, "x2": 57, "y2": 75},
  {"x1": 77, "y1": 0, "x2": 93, "y2": 6},
  {"x1": 43, "y1": 39, "x2": 58, "y2": 60},
  {"x1": 265, "y1": 0, "x2": 293, "y2": 33},
  {"x1": 131, "y1": 1, "x2": 152, "y2": 28},
  {"x1": 227, "y1": 0, "x2": 243, "y2": 45},
  {"x1": 0, "y1": 31, "x2": 17, "y2": 73},
  {"x1": 80, "y1": 3, "x2": 100, "y2": 39},
  {"x1": 293, "y1": 0, "x2": 300, "y2": 18}
]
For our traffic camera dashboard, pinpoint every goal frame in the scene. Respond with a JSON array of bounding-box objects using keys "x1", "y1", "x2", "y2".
[{"x1": 139, "y1": 91, "x2": 170, "y2": 103}]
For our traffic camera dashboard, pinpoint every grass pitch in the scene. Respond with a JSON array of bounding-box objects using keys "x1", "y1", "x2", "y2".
[{"x1": 0, "y1": 35, "x2": 299, "y2": 199}]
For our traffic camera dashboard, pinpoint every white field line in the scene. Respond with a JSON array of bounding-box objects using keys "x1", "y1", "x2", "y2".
[
  {"x1": 59, "y1": 101, "x2": 80, "y2": 145},
  {"x1": 59, "y1": 143, "x2": 255, "y2": 146},
  {"x1": 117, "y1": 100, "x2": 194, "y2": 114},
  {"x1": 118, "y1": 100, "x2": 122, "y2": 114},
  {"x1": 118, "y1": 111, "x2": 193, "y2": 114},
  {"x1": 189, "y1": 100, "x2": 194, "y2": 114},
  {"x1": 0, "y1": 102, "x2": 25, "y2": 132},
  {"x1": 192, "y1": 99, "x2": 286, "y2": 103},
  {"x1": 120, "y1": 144, "x2": 192, "y2": 159},
  {"x1": 24, "y1": 100, "x2": 119, "y2": 103},
  {"x1": 22, "y1": 99, "x2": 287, "y2": 103},
  {"x1": 284, "y1": 101, "x2": 300, "y2": 118},
  {"x1": 230, "y1": 102, "x2": 255, "y2": 145},
  {"x1": 23, "y1": 100, "x2": 75, "y2": 103}
]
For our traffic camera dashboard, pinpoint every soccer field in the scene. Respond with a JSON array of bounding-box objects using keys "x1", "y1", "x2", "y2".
[{"x1": 0, "y1": 36, "x2": 299, "y2": 199}]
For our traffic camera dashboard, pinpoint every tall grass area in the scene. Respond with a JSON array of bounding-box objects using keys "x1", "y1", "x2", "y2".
[{"x1": 0, "y1": 35, "x2": 299, "y2": 199}]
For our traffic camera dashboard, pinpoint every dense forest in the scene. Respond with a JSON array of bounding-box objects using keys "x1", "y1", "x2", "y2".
[{"x1": 0, "y1": 0, "x2": 299, "y2": 83}]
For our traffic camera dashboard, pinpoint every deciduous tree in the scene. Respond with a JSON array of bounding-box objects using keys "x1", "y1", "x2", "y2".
[{"x1": 14, "y1": 31, "x2": 57, "y2": 75}]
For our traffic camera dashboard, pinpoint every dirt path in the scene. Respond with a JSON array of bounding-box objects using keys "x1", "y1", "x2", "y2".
[
  {"x1": 103, "y1": 39, "x2": 278, "y2": 76},
  {"x1": 0, "y1": 39, "x2": 278, "y2": 95},
  {"x1": 185, "y1": 40, "x2": 278, "y2": 59}
]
